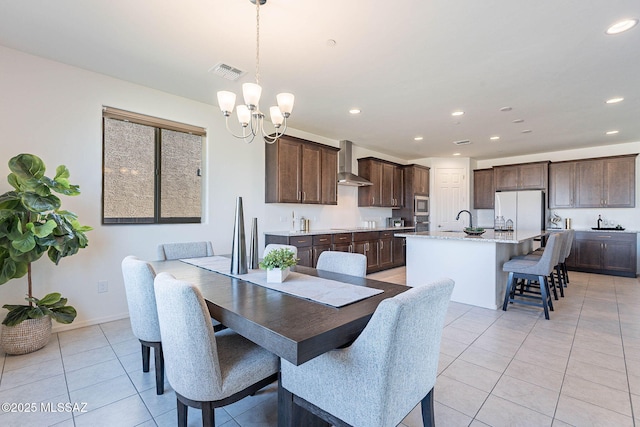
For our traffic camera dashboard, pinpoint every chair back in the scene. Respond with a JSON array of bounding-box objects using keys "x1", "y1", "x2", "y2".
[
  {"x1": 157, "y1": 241, "x2": 214, "y2": 260},
  {"x1": 316, "y1": 251, "x2": 367, "y2": 277},
  {"x1": 561, "y1": 229, "x2": 575, "y2": 261},
  {"x1": 534, "y1": 232, "x2": 563, "y2": 275},
  {"x1": 121, "y1": 256, "x2": 161, "y2": 342},
  {"x1": 263, "y1": 244, "x2": 298, "y2": 258},
  {"x1": 351, "y1": 278, "x2": 454, "y2": 425},
  {"x1": 154, "y1": 272, "x2": 223, "y2": 402}
]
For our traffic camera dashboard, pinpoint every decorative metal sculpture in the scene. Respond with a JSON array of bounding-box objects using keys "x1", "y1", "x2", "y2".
[{"x1": 230, "y1": 197, "x2": 247, "y2": 275}]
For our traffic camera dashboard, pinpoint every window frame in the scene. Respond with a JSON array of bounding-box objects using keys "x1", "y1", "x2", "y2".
[{"x1": 101, "y1": 107, "x2": 205, "y2": 225}]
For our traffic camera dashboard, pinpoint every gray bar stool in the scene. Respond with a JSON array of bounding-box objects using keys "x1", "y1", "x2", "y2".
[
  {"x1": 502, "y1": 233, "x2": 563, "y2": 319},
  {"x1": 512, "y1": 231, "x2": 567, "y2": 299}
]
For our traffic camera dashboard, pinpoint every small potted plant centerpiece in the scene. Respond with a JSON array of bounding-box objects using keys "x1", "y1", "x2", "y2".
[
  {"x1": 259, "y1": 248, "x2": 297, "y2": 283},
  {"x1": 0, "y1": 153, "x2": 91, "y2": 355}
]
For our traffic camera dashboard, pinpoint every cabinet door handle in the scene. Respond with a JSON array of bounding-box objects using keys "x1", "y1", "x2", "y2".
[
  {"x1": 303, "y1": 191, "x2": 306, "y2": 201},
  {"x1": 380, "y1": 241, "x2": 384, "y2": 250},
  {"x1": 372, "y1": 196, "x2": 375, "y2": 205},
  {"x1": 348, "y1": 244, "x2": 353, "y2": 253}
]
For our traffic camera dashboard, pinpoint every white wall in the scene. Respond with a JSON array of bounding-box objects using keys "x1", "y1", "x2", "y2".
[{"x1": 0, "y1": 46, "x2": 401, "y2": 331}]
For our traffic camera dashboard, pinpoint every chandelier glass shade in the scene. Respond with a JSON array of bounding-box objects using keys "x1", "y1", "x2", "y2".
[{"x1": 216, "y1": 0, "x2": 294, "y2": 144}]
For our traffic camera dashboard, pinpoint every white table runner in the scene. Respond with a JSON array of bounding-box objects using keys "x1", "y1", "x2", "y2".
[{"x1": 180, "y1": 256, "x2": 383, "y2": 308}]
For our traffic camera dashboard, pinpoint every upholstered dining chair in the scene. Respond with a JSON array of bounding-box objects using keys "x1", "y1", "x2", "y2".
[
  {"x1": 263, "y1": 243, "x2": 298, "y2": 258},
  {"x1": 121, "y1": 256, "x2": 165, "y2": 395},
  {"x1": 279, "y1": 278, "x2": 455, "y2": 427},
  {"x1": 154, "y1": 272, "x2": 279, "y2": 427},
  {"x1": 315, "y1": 251, "x2": 367, "y2": 277},
  {"x1": 157, "y1": 241, "x2": 214, "y2": 260}
]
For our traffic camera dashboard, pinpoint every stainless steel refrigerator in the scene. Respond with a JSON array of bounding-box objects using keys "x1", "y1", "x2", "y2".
[{"x1": 494, "y1": 190, "x2": 546, "y2": 232}]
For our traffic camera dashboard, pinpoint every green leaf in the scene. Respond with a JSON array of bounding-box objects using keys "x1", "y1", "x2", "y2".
[
  {"x1": 38, "y1": 292, "x2": 62, "y2": 306},
  {"x1": 22, "y1": 193, "x2": 60, "y2": 212},
  {"x1": 49, "y1": 306, "x2": 77, "y2": 324},
  {"x1": 8, "y1": 154, "x2": 46, "y2": 180},
  {"x1": 7, "y1": 173, "x2": 20, "y2": 190},
  {"x1": 11, "y1": 231, "x2": 36, "y2": 253},
  {"x1": 26, "y1": 219, "x2": 57, "y2": 238},
  {"x1": 54, "y1": 165, "x2": 70, "y2": 181},
  {"x1": 27, "y1": 306, "x2": 45, "y2": 319},
  {"x1": 43, "y1": 176, "x2": 80, "y2": 196},
  {"x1": 1, "y1": 306, "x2": 31, "y2": 326},
  {"x1": 0, "y1": 191, "x2": 21, "y2": 207},
  {"x1": 0, "y1": 257, "x2": 17, "y2": 285}
]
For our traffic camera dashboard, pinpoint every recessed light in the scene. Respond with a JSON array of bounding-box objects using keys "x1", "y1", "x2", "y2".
[
  {"x1": 490, "y1": 136, "x2": 500, "y2": 140},
  {"x1": 453, "y1": 153, "x2": 461, "y2": 156},
  {"x1": 606, "y1": 19, "x2": 638, "y2": 35},
  {"x1": 451, "y1": 111, "x2": 464, "y2": 117},
  {"x1": 522, "y1": 129, "x2": 532, "y2": 134},
  {"x1": 606, "y1": 97, "x2": 624, "y2": 104},
  {"x1": 499, "y1": 106, "x2": 512, "y2": 112},
  {"x1": 606, "y1": 130, "x2": 619, "y2": 135},
  {"x1": 414, "y1": 136, "x2": 424, "y2": 141},
  {"x1": 349, "y1": 108, "x2": 361, "y2": 114},
  {"x1": 512, "y1": 119, "x2": 524, "y2": 123}
]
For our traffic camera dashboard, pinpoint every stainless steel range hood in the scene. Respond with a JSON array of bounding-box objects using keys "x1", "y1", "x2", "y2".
[{"x1": 337, "y1": 140, "x2": 373, "y2": 187}]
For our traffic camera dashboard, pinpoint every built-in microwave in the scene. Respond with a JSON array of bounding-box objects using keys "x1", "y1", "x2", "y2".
[{"x1": 414, "y1": 195, "x2": 429, "y2": 215}]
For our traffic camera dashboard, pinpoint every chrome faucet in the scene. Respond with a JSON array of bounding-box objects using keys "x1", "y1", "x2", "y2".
[
  {"x1": 456, "y1": 210, "x2": 473, "y2": 228},
  {"x1": 597, "y1": 215, "x2": 602, "y2": 229}
]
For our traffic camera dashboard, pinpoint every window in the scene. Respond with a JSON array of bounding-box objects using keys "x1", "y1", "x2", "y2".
[{"x1": 102, "y1": 107, "x2": 205, "y2": 224}]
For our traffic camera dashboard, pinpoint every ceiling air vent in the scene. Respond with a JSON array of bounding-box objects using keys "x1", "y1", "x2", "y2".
[
  {"x1": 452, "y1": 139, "x2": 471, "y2": 146},
  {"x1": 209, "y1": 63, "x2": 245, "y2": 81}
]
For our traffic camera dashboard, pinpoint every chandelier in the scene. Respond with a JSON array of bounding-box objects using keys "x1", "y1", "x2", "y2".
[{"x1": 216, "y1": 0, "x2": 294, "y2": 144}]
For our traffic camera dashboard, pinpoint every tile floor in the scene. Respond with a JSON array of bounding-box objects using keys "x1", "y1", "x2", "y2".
[{"x1": 1, "y1": 268, "x2": 639, "y2": 426}]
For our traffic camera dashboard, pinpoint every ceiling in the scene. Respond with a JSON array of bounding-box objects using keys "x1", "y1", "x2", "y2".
[{"x1": 1, "y1": 0, "x2": 639, "y2": 160}]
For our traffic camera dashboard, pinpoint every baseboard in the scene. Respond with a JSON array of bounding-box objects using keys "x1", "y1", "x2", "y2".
[{"x1": 51, "y1": 312, "x2": 130, "y2": 333}]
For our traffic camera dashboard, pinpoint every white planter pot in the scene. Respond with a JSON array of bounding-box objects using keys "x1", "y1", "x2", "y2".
[{"x1": 267, "y1": 267, "x2": 290, "y2": 283}]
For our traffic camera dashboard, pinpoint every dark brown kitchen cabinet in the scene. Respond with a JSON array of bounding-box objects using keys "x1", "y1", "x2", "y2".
[
  {"x1": 575, "y1": 155, "x2": 636, "y2": 208},
  {"x1": 549, "y1": 161, "x2": 576, "y2": 208},
  {"x1": 331, "y1": 233, "x2": 352, "y2": 252},
  {"x1": 352, "y1": 231, "x2": 380, "y2": 270},
  {"x1": 566, "y1": 231, "x2": 637, "y2": 277},
  {"x1": 494, "y1": 161, "x2": 548, "y2": 191},
  {"x1": 392, "y1": 236, "x2": 406, "y2": 267},
  {"x1": 265, "y1": 135, "x2": 339, "y2": 205},
  {"x1": 473, "y1": 168, "x2": 494, "y2": 209},
  {"x1": 357, "y1": 158, "x2": 403, "y2": 207},
  {"x1": 378, "y1": 231, "x2": 394, "y2": 269}
]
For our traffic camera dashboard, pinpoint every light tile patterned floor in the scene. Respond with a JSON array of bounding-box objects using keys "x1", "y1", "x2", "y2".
[{"x1": 1, "y1": 268, "x2": 639, "y2": 426}]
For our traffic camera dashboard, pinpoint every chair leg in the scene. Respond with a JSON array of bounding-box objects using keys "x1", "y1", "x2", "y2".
[
  {"x1": 548, "y1": 272, "x2": 558, "y2": 300},
  {"x1": 201, "y1": 402, "x2": 215, "y2": 427},
  {"x1": 555, "y1": 265, "x2": 565, "y2": 297},
  {"x1": 154, "y1": 343, "x2": 165, "y2": 395},
  {"x1": 421, "y1": 388, "x2": 435, "y2": 427},
  {"x1": 539, "y1": 275, "x2": 550, "y2": 320},
  {"x1": 177, "y1": 397, "x2": 188, "y2": 427},
  {"x1": 502, "y1": 272, "x2": 515, "y2": 311},
  {"x1": 562, "y1": 262, "x2": 569, "y2": 285},
  {"x1": 141, "y1": 342, "x2": 150, "y2": 373}
]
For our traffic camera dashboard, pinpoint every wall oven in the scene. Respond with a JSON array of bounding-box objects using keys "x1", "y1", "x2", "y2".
[{"x1": 414, "y1": 195, "x2": 429, "y2": 215}]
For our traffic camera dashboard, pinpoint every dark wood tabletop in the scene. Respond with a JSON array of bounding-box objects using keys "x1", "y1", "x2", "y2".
[{"x1": 149, "y1": 260, "x2": 408, "y2": 365}]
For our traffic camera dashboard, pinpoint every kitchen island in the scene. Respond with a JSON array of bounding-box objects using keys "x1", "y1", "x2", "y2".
[{"x1": 396, "y1": 230, "x2": 543, "y2": 309}]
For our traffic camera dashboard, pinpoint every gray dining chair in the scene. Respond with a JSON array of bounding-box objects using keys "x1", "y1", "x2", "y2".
[
  {"x1": 263, "y1": 243, "x2": 298, "y2": 258},
  {"x1": 316, "y1": 251, "x2": 367, "y2": 277},
  {"x1": 157, "y1": 241, "x2": 214, "y2": 260},
  {"x1": 279, "y1": 278, "x2": 455, "y2": 427},
  {"x1": 121, "y1": 256, "x2": 165, "y2": 395},
  {"x1": 154, "y1": 272, "x2": 279, "y2": 427}
]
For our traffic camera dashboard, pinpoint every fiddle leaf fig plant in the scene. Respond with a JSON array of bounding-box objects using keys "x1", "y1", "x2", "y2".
[{"x1": 0, "y1": 153, "x2": 92, "y2": 326}]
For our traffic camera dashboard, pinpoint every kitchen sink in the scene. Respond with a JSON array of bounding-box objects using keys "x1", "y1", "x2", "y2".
[{"x1": 591, "y1": 227, "x2": 625, "y2": 231}]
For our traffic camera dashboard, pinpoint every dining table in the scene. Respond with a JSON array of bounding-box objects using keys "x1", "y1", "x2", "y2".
[
  {"x1": 149, "y1": 258, "x2": 409, "y2": 426},
  {"x1": 149, "y1": 259, "x2": 408, "y2": 366}
]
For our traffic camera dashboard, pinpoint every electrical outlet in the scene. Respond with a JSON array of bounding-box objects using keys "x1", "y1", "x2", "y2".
[{"x1": 98, "y1": 280, "x2": 108, "y2": 293}]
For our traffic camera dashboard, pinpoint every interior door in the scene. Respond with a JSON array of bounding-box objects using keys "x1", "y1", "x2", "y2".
[{"x1": 433, "y1": 168, "x2": 466, "y2": 230}]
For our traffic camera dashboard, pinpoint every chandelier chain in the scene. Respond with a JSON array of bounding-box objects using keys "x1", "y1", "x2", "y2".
[{"x1": 255, "y1": 0, "x2": 260, "y2": 86}]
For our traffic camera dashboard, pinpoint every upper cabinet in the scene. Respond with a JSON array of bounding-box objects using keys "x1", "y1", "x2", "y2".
[
  {"x1": 494, "y1": 161, "x2": 549, "y2": 191},
  {"x1": 405, "y1": 164, "x2": 429, "y2": 195},
  {"x1": 549, "y1": 154, "x2": 636, "y2": 208},
  {"x1": 473, "y1": 168, "x2": 494, "y2": 209},
  {"x1": 357, "y1": 157, "x2": 404, "y2": 207},
  {"x1": 265, "y1": 135, "x2": 339, "y2": 205}
]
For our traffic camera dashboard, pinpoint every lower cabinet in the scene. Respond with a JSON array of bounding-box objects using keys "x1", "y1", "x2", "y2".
[
  {"x1": 265, "y1": 229, "x2": 410, "y2": 272},
  {"x1": 566, "y1": 231, "x2": 637, "y2": 277}
]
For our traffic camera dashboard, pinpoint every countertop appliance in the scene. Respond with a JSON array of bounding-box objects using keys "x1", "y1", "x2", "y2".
[
  {"x1": 495, "y1": 190, "x2": 545, "y2": 232},
  {"x1": 386, "y1": 217, "x2": 405, "y2": 227}
]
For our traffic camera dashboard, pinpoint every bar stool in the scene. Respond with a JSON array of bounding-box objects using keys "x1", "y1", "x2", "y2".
[
  {"x1": 513, "y1": 232, "x2": 567, "y2": 299},
  {"x1": 502, "y1": 233, "x2": 563, "y2": 320}
]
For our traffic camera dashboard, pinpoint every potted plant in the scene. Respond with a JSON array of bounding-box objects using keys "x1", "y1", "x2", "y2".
[
  {"x1": 259, "y1": 248, "x2": 297, "y2": 283},
  {"x1": 0, "y1": 153, "x2": 91, "y2": 355}
]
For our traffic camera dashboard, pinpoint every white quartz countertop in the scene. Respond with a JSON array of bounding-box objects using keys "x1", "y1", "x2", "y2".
[
  {"x1": 396, "y1": 229, "x2": 544, "y2": 244},
  {"x1": 264, "y1": 227, "x2": 415, "y2": 237},
  {"x1": 547, "y1": 228, "x2": 639, "y2": 233}
]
